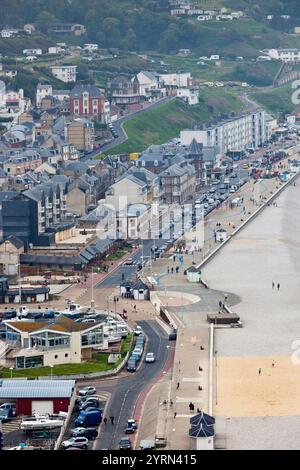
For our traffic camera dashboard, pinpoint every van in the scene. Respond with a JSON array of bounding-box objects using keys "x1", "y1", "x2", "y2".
[{"x1": 74, "y1": 410, "x2": 102, "y2": 427}]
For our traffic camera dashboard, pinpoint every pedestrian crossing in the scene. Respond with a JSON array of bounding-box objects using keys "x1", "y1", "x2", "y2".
[{"x1": 1, "y1": 418, "x2": 21, "y2": 434}]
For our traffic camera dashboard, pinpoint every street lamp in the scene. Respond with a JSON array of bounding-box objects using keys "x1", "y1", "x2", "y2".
[
  {"x1": 49, "y1": 365, "x2": 54, "y2": 379},
  {"x1": 91, "y1": 270, "x2": 95, "y2": 309},
  {"x1": 9, "y1": 367, "x2": 13, "y2": 379}
]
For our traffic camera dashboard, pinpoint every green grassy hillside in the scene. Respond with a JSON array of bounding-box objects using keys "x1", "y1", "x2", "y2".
[{"x1": 105, "y1": 91, "x2": 243, "y2": 155}]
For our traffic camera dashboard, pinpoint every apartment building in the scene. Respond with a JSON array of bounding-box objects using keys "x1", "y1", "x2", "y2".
[
  {"x1": 265, "y1": 49, "x2": 300, "y2": 62},
  {"x1": 70, "y1": 84, "x2": 109, "y2": 122},
  {"x1": 159, "y1": 161, "x2": 196, "y2": 205},
  {"x1": 180, "y1": 110, "x2": 267, "y2": 154},
  {"x1": 3, "y1": 150, "x2": 42, "y2": 176},
  {"x1": 66, "y1": 119, "x2": 95, "y2": 151},
  {"x1": 1, "y1": 183, "x2": 74, "y2": 247},
  {"x1": 51, "y1": 65, "x2": 77, "y2": 83}
]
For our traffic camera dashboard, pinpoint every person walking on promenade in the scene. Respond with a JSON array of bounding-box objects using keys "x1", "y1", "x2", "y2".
[
  {"x1": 258, "y1": 368, "x2": 262, "y2": 375},
  {"x1": 224, "y1": 293, "x2": 228, "y2": 302},
  {"x1": 177, "y1": 382, "x2": 180, "y2": 390},
  {"x1": 272, "y1": 360, "x2": 275, "y2": 368},
  {"x1": 103, "y1": 417, "x2": 107, "y2": 425},
  {"x1": 277, "y1": 283, "x2": 280, "y2": 291},
  {"x1": 110, "y1": 416, "x2": 114, "y2": 425},
  {"x1": 272, "y1": 282, "x2": 275, "y2": 289}
]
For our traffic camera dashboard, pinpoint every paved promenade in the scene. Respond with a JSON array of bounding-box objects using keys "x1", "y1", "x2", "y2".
[{"x1": 203, "y1": 175, "x2": 300, "y2": 449}]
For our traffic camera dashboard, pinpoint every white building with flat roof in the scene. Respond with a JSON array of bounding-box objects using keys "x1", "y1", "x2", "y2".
[
  {"x1": 51, "y1": 65, "x2": 77, "y2": 83},
  {"x1": 181, "y1": 110, "x2": 267, "y2": 154},
  {"x1": 265, "y1": 48, "x2": 300, "y2": 62}
]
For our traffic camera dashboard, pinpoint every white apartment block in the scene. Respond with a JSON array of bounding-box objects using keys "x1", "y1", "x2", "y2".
[
  {"x1": 181, "y1": 110, "x2": 267, "y2": 154},
  {"x1": 51, "y1": 65, "x2": 77, "y2": 83},
  {"x1": 266, "y1": 49, "x2": 300, "y2": 62}
]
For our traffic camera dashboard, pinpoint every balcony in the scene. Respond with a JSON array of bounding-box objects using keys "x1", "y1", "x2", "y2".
[{"x1": 46, "y1": 203, "x2": 53, "y2": 210}]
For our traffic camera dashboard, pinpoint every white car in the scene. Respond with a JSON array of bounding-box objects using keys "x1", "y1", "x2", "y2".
[
  {"x1": 62, "y1": 437, "x2": 89, "y2": 449},
  {"x1": 134, "y1": 326, "x2": 142, "y2": 336},
  {"x1": 78, "y1": 386, "x2": 97, "y2": 396},
  {"x1": 145, "y1": 353, "x2": 156, "y2": 363}
]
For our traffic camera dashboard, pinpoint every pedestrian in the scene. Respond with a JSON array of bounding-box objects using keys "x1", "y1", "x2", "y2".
[
  {"x1": 272, "y1": 282, "x2": 275, "y2": 289},
  {"x1": 272, "y1": 360, "x2": 275, "y2": 368},
  {"x1": 224, "y1": 293, "x2": 228, "y2": 302},
  {"x1": 177, "y1": 382, "x2": 180, "y2": 389},
  {"x1": 277, "y1": 283, "x2": 280, "y2": 291},
  {"x1": 258, "y1": 368, "x2": 262, "y2": 375},
  {"x1": 174, "y1": 412, "x2": 177, "y2": 419},
  {"x1": 167, "y1": 266, "x2": 170, "y2": 274},
  {"x1": 219, "y1": 300, "x2": 223, "y2": 309},
  {"x1": 110, "y1": 416, "x2": 114, "y2": 425},
  {"x1": 133, "y1": 304, "x2": 136, "y2": 311},
  {"x1": 171, "y1": 267, "x2": 174, "y2": 274},
  {"x1": 173, "y1": 255, "x2": 176, "y2": 262},
  {"x1": 189, "y1": 402, "x2": 195, "y2": 412},
  {"x1": 170, "y1": 400, "x2": 173, "y2": 407},
  {"x1": 103, "y1": 417, "x2": 107, "y2": 425}
]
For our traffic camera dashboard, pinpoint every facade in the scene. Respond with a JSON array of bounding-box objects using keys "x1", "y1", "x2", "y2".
[
  {"x1": 158, "y1": 72, "x2": 192, "y2": 89},
  {"x1": 109, "y1": 76, "x2": 140, "y2": 108},
  {"x1": 105, "y1": 174, "x2": 148, "y2": 211},
  {"x1": 136, "y1": 71, "x2": 159, "y2": 97},
  {"x1": 116, "y1": 203, "x2": 151, "y2": 240},
  {"x1": 177, "y1": 87, "x2": 199, "y2": 105},
  {"x1": 66, "y1": 119, "x2": 95, "y2": 151},
  {"x1": 4, "y1": 316, "x2": 108, "y2": 369},
  {"x1": 36, "y1": 84, "x2": 53, "y2": 107},
  {"x1": 70, "y1": 84, "x2": 107, "y2": 121},
  {"x1": 265, "y1": 49, "x2": 300, "y2": 62},
  {"x1": 0, "y1": 236, "x2": 24, "y2": 276},
  {"x1": 51, "y1": 23, "x2": 86, "y2": 36},
  {"x1": 180, "y1": 110, "x2": 267, "y2": 154},
  {"x1": 3, "y1": 151, "x2": 42, "y2": 176},
  {"x1": 1, "y1": 183, "x2": 74, "y2": 248},
  {"x1": 51, "y1": 65, "x2": 77, "y2": 83},
  {"x1": 159, "y1": 161, "x2": 196, "y2": 204}
]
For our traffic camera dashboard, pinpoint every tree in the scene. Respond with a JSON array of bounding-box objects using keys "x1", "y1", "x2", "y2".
[{"x1": 35, "y1": 11, "x2": 57, "y2": 33}]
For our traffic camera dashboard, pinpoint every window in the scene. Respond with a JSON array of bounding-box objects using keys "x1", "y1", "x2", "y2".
[
  {"x1": 65, "y1": 353, "x2": 68, "y2": 358},
  {"x1": 54, "y1": 355, "x2": 58, "y2": 359}
]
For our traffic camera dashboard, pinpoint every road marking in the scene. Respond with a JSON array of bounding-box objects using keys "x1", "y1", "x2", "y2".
[
  {"x1": 175, "y1": 397, "x2": 204, "y2": 403},
  {"x1": 182, "y1": 378, "x2": 204, "y2": 383}
]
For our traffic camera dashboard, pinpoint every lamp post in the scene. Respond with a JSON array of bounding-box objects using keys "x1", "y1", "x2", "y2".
[
  {"x1": 91, "y1": 270, "x2": 95, "y2": 309},
  {"x1": 9, "y1": 367, "x2": 13, "y2": 379}
]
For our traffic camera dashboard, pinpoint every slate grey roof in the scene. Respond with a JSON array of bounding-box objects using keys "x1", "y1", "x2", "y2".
[
  {"x1": 21, "y1": 254, "x2": 87, "y2": 266},
  {"x1": 70, "y1": 84, "x2": 103, "y2": 98},
  {"x1": 189, "y1": 423, "x2": 215, "y2": 438},
  {"x1": 0, "y1": 235, "x2": 24, "y2": 250},
  {"x1": 188, "y1": 138, "x2": 203, "y2": 156},
  {"x1": 190, "y1": 412, "x2": 215, "y2": 427}
]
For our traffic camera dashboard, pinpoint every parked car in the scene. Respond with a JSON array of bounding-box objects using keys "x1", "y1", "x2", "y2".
[
  {"x1": 76, "y1": 395, "x2": 98, "y2": 406},
  {"x1": 62, "y1": 437, "x2": 89, "y2": 449},
  {"x1": 0, "y1": 403, "x2": 17, "y2": 423},
  {"x1": 119, "y1": 437, "x2": 132, "y2": 450},
  {"x1": 79, "y1": 399, "x2": 100, "y2": 411},
  {"x1": 71, "y1": 428, "x2": 98, "y2": 439},
  {"x1": 145, "y1": 352, "x2": 156, "y2": 363},
  {"x1": 78, "y1": 386, "x2": 97, "y2": 396}
]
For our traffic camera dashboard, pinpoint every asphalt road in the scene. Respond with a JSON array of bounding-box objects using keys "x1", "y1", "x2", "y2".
[
  {"x1": 80, "y1": 320, "x2": 172, "y2": 450},
  {"x1": 96, "y1": 238, "x2": 169, "y2": 288}
]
